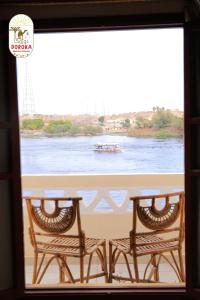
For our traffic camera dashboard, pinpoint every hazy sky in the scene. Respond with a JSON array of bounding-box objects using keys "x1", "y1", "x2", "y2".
[{"x1": 17, "y1": 28, "x2": 183, "y2": 115}]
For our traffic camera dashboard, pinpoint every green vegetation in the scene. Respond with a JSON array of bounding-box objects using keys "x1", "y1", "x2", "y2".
[
  {"x1": 68, "y1": 124, "x2": 81, "y2": 135},
  {"x1": 81, "y1": 125, "x2": 103, "y2": 135},
  {"x1": 170, "y1": 115, "x2": 184, "y2": 130},
  {"x1": 152, "y1": 107, "x2": 183, "y2": 131},
  {"x1": 135, "y1": 116, "x2": 152, "y2": 129},
  {"x1": 21, "y1": 117, "x2": 104, "y2": 136},
  {"x1": 122, "y1": 118, "x2": 131, "y2": 128},
  {"x1": 44, "y1": 120, "x2": 72, "y2": 134},
  {"x1": 128, "y1": 127, "x2": 153, "y2": 137},
  {"x1": 132, "y1": 107, "x2": 183, "y2": 138},
  {"x1": 22, "y1": 118, "x2": 44, "y2": 130},
  {"x1": 152, "y1": 107, "x2": 173, "y2": 129},
  {"x1": 153, "y1": 129, "x2": 176, "y2": 138},
  {"x1": 43, "y1": 120, "x2": 102, "y2": 136},
  {"x1": 98, "y1": 116, "x2": 105, "y2": 126},
  {"x1": 135, "y1": 107, "x2": 183, "y2": 132},
  {"x1": 20, "y1": 108, "x2": 183, "y2": 138},
  {"x1": 22, "y1": 118, "x2": 103, "y2": 136}
]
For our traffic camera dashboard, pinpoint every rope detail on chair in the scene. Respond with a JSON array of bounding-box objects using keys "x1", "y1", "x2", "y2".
[
  {"x1": 137, "y1": 199, "x2": 180, "y2": 230},
  {"x1": 31, "y1": 202, "x2": 76, "y2": 233}
]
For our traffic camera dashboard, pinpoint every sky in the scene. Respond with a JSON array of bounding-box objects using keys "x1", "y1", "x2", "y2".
[{"x1": 17, "y1": 28, "x2": 184, "y2": 115}]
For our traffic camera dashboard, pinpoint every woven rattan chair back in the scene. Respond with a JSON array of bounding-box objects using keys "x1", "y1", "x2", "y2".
[
  {"x1": 131, "y1": 191, "x2": 184, "y2": 234},
  {"x1": 26, "y1": 197, "x2": 84, "y2": 249},
  {"x1": 26, "y1": 197, "x2": 79, "y2": 234}
]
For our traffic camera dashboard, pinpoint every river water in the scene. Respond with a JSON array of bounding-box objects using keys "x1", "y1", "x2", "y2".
[{"x1": 20, "y1": 135, "x2": 184, "y2": 174}]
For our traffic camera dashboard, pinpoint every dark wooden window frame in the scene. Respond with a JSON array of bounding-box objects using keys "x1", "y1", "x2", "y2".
[{"x1": 1, "y1": 1, "x2": 200, "y2": 299}]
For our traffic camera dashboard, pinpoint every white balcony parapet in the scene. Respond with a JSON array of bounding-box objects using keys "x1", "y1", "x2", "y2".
[{"x1": 22, "y1": 173, "x2": 184, "y2": 214}]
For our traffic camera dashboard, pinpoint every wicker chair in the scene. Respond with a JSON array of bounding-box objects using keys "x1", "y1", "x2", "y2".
[
  {"x1": 25, "y1": 196, "x2": 108, "y2": 284},
  {"x1": 109, "y1": 191, "x2": 185, "y2": 283}
]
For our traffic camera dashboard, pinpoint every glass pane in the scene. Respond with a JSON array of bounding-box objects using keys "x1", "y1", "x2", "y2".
[
  {"x1": 0, "y1": 180, "x2": 13, "y2": 290},
  {"x1": 18, "y1": 29, "x2": 185, "y2": 288}
]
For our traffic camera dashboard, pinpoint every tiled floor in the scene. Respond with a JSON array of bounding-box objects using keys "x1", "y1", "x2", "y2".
[{"x1": 25, "y1": 262, "x2": 182, "y2": 286}]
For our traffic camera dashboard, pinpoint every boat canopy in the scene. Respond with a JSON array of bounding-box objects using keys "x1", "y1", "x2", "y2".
[
  {"x1": 94, "y1": 143, "x2": 120, "y2": 147},
  {"x1": 94, "y1": 143, "x2": 121, "y2": 150}
]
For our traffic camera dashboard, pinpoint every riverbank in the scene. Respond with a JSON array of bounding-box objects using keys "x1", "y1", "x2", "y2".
[
  {"x1": 20, "y1": 127, "x2": 183, "y2": 138},
  {"x1": 20, "y1": 130, "x2": 104, "y2": 138},
  {"x1": 127, "y1": 127, "x2": 183, "y2": 138}
]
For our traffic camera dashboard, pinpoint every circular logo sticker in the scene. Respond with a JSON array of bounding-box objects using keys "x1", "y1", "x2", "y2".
[{"x1": 9, "y1": 14, "x2": 34, "y2": 58}]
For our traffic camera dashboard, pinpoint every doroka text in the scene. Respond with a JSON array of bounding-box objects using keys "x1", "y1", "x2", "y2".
[{"x1": 11, "y1": 44, "x2": 32, "y2": 49}]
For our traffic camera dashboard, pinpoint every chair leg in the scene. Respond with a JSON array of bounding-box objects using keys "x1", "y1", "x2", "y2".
[
  {"x1": 143, "y1": 255, "x2": 154, "y2": 281},
  {"x1": 59, "y1": 256, "x2": 74, "y2": 283},
  {"x1": 57, "y1": 257, "x2": 65, "y2": 283},
  {"x1": 152, "y1": 254, "x2": 159, "y2": 282},
  {"x1": 123, "y1": 253, "x2": 133, "y2": 282},
  {"x1": 178, "y1": 248, "x2": 185, "y2": 282},
  {"x1": 32, "y1": 252, "x2": 38, "y2": 284},
  {"x1": 86, "y1": 253, "x2": 93, "y2": 283},
  {"x1": 80, "y1": 256, "x2": 84, "y2": 283},
  {"x1": 37, "y1": 255, "x2": 58, "y2": 284},
  {"x1": 170, "y1": 250, "x2": 182, "y2": 282},
  {"x1": 102, "y1": 242, "x2": 109, "y2": 283},
  {"x1": 33, "y1": 253, "x2": 46, "y2": 284},
  {"x1": 133, "y1": 254, "x2": 139, "y2": 283},
  {"x1": 61, "y1": 262, "x2": 65, "y2": 283},
  {"x1": 109, "y1": 242, "x2": 113, "y2": 283},
  {"x1": 96, "y1": 249, "x2": 104, "y2": 271}
]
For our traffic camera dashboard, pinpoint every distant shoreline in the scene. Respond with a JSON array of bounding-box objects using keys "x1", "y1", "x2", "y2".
[
  {"x1": 20, "y1": 108, "x2": 184, "y2": 138},
  {"x1": 20, "y1": 129, "x2": 183, "y2": 139}
]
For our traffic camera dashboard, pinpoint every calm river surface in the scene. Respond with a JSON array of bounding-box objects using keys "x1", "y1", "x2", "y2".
[{"x1": 20, "y1": 135, "x2": 184, "y2": 174}]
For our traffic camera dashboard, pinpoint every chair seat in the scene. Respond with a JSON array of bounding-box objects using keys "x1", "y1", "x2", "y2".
[
  {"x1": 110, "y1": 235, "x2": 179, "y2": 256},
  {"x1": 37, "y1": 236, "x2": 105, "y2": 257}
]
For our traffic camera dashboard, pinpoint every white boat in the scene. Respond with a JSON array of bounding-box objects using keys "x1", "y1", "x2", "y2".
[{"x1": 94, "y1": 143, "x2": 122, "y2": 153}]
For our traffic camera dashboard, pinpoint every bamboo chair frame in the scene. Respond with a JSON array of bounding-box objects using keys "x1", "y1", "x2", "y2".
[
  {"x1": 109, "y1": 191, "x2": 185, "y2": 283},
  {"x1": 25, "y1": 196, "x2": 108, "y2": 284}
]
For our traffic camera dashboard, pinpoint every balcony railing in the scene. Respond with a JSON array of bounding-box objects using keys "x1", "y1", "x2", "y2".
[
  {"x1": 22, "y1": 173, "x2": 184, "y2": 265},
  {"x1": 22, "y1": 173, "x2": 184, "y2": 214}
]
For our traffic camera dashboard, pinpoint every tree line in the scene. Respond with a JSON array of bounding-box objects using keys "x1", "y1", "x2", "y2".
[
  {"x1": 21, "y1": 119, "x2": 103, "y2": 135},
  {"x1": 21, "y1": 107, "x2": 183, "y2": 137},
  {"x1": 135, "y1": 107, "x2": 183, "y2": 130},
  {"x1": 130, "y1": 107, "x2": 183, "y2": 138}
]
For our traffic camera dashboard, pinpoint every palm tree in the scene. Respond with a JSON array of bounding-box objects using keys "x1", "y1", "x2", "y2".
[{"x1": 10, "y1": 27, "x2": 20, "y2": 42}]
